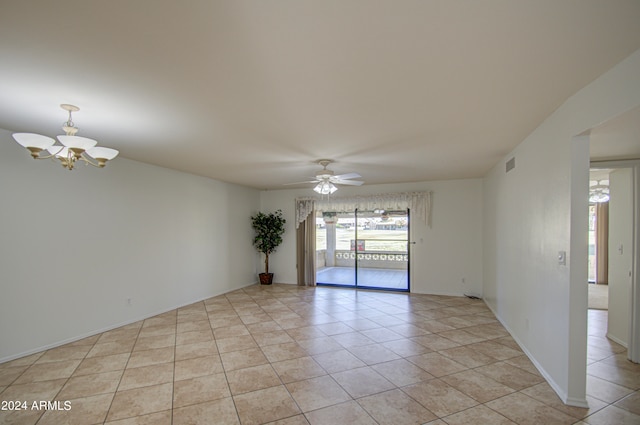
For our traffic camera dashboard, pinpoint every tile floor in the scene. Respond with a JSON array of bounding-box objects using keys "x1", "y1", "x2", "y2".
[{"x1": 0, "y1": 284, "x2": 638, "y2": 425}]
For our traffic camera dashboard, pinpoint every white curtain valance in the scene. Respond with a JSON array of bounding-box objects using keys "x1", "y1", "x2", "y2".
[{"x1": 295, "y1": 191, "x2": 432, "y2": 228}]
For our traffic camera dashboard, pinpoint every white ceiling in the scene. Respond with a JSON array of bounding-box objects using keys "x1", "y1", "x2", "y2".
[{"x1": 1, "y1": 1, "x2": 640, "y2": 190}]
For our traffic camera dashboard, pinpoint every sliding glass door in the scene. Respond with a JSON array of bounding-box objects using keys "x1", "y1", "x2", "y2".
[{"x1": 315, "y1": 209, "x2": 409, "y2": 291}]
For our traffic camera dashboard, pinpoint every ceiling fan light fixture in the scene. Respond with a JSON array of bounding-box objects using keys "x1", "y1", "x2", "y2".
[
  {"x1": 589, "y1": 180, "x2": 610, "y2": 203},
  {"x1": 314, "y1": 181, "x2": 338, "y2": 195}
]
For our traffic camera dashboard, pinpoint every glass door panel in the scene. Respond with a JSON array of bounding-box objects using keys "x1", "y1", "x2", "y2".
[
  {"x1": 315, "y1": 209, "x2": 409, "y2": 291},
  {"x1": 315, "y1": 211, "x2": 356, "y2": 286},
  {"x1": 355, "y1": 209, "x2": 409, "y2": 291}
]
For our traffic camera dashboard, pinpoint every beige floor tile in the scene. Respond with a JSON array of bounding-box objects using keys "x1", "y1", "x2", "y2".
[
  {"x1": 174, "y1": 355, "x2": 223, "y2": 381},
  {"x1": 504, "y1": 355, "x2": 543, "y2": 376},
  {"x1": 57, "y1": 370, "x2": 123, "y2": 400},
  {"x1": 216, "y1": 335, "x2": 259, "y2": 353},
  {"x1": 212, "y1": 324, "x2": 250, "y2": 339},
  {"x1": 475, "y1": 361, "x2": 545, "y2": 390},
  {"x1": 105, "y1": 410, "x2": 172, "y2": 425},
  {"x1": 226, "y1": 363, "x2": 282, "y2": 395},
  {"x1": 14, "y1": 359, "x2": 81, "y2": 384},
  {"x1": 86, "y1": 340, "x2": 136, "y2": 358},
  {"x1": 442, "y1": 370, "x2": 515, "y2": 403},
  {"x1": 137, "y1": 324, "x2": 176, "y2": 339},
  {"x1": 439, "y1": 345, "x2": 498, "y2": 368},
  {"x1": 0, "y1": 379, "x2": 67, "y2": 406},
  {"x1": 174, "y1": 340, "x2": 218, "y2": 361},
  {"x1": 220, "y1": 347, "x2": 269, "y2": 371},
  {"x1": 296, "y1": 336, "x2": 344, "y2": 355},
  {"x1": 261, "y1": 342, "x2": 308, "y2": 362},
  {"x1": 521, "y1": 382, "x2": 605, "y2": 419},
  {"x1": 359, "y1": 328, "x2": 403, "y2": 343},
  {"x1": 35, "y1": 345, "x2": 92, "y2": 364},
  {"x1": 0, "y1": 365, "x2": 28, "y2": 386},
  {"x1": 264, "y1": 414, "x2": 310, "y2": 425},
  {"x1": 173, "y1": 398, "x2": 239, "y2": 425},
  {"x1": 406, "y1": 352, "x2": 468, "y2": 378},
  {"x1": 245, "y1": 320, "x2": 284, "y2": 334},
  {"x1": 583, "y1": 404, "x2": 640, "y2": 425},
  {"x1": 0, "y1": 408, "x2": 45, "y2": 425},
  {"x1": 106, "y1": 382, "x2": 173, "y2": 422},
  {"x1": 466, "y1": 340, "x2": 523, "y2": 360},
  {"x1": 357, "y1": 388, "x2": 437, "y2": 425},
  {"x1": 586, "y1": 374, "x2": 635, "y2": 403},
  {"x1": 411, "y1": 334, "x2": 461, "y2": 351},
  {"x1": 402, "y1": 379, "x2": 478, "y2": 417},
  {"x1": 271, "y1": 356, "x2": 327, "y2": 383},
  {"x1": 372, "y1": 358, "x2": 435, "y2": 386},
  {"x1": 285, "y1": 326, "x2": 327, "y2": 341},
  {"x1": 173, "y1": 373, "x2": 230, "y2": 408},
  {"x1": 37, "y1": 393, "x2": 114, "y2": 425},
  {"x1": 443, "y1": 404, "x2": 516, "y2": 425},
  {"x1": 97, "y1": 328, "x2": 140, "y2": 344},
  {"x1": 331, "y1": 332, "x2": 376, "y2": 349},
  {"x1": 0, "y1": 352, "x2": 44, "y2": 369},
  {"x1": 253, "y1": 330, "x2": 296, "y2": 347},
  {"x1": 132, "y1": 334, "x2": 175, "y2": 352},
  {"x1": 313, "y1": 349, "x2": 366, "y2": 373},
  {"x1": 126, "y1": 346, "x2": 175, "y2": 369},
  {"x1": 331, "y1": 366, "x2": 395, "y2": 398},
  {"x1": 176, "y1": 319, "x2": 211, "y2": 333},
  {"x1": 118, "y1": 362, "x2": 174, "y2": 391},
  {"x1": 286, "y1": 375, "x2": 351, "y2": 412},
  {"x1": 588, "y1": 361, "x2": 640, "y2": 390},
  {"x1": 304, "y1": 400, "x2": 377, "y2": 425},
  {"x1": 614, "y1": 391, "x2": 640, "y2": 415},
  {"x1": 380, "y1": 338, "x2": 431, "y2": 357},
  {"x1": 347, "y1": 343, "x2": 401, "y2": 365},
  {"x1": 175, "y1": 329, "x2": 214, "y2": 346},
  {"x1": 73, "y1": 353, "x2": 130, "y2": 376},
  {"x1": 233, "y1": 385, "x2": 301, "y2": 425},
  {"x1": 486, "y1": 392, "x2": 577, "y2": 425}
]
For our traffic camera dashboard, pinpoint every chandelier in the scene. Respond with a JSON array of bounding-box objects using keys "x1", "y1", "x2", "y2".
[
  {"x1": 589, "y1": 180, "x2": 610, "y2": 203},
  {"x1": 12, "y1": 104, "x2": 119, "y2": 170}
]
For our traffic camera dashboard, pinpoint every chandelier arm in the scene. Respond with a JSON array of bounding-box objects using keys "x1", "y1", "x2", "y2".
[{"x1": 79, "y1": 153, "x2": 104, "y2": 168}]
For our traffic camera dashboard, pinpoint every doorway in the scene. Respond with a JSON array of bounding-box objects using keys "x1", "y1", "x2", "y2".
[{"x1": 315, "y1": 209, "x2": 410, "y2": 291}]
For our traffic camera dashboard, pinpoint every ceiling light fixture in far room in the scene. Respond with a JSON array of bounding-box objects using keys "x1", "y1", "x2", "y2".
[
  {"x1": 589, "y1": 180, "x2": 610, "y2": 203},
  {"x1": 12, "y1": 104, "x2": 119, "y2": 170}
]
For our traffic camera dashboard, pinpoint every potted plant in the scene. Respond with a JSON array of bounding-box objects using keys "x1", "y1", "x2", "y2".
[{"x1": 251, "y1": 209, "x2": 286, "y2": 285}]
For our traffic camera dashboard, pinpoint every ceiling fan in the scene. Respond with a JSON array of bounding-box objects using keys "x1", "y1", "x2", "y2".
[{"x1": 285, "y1": 159, "x2": 364, "y2": 194}]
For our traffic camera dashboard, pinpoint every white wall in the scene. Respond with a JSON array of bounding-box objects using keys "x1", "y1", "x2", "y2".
[
  {"x1": 607, "y1": 168, "x2": 633, "y2": 346},
  {"x1": 259, "y1": 179, "x2": 483, "y2": 297},
  {"x1": 0, "y1": 128, "x2": 260, "y2": 362},
  {"x1": 483, "y1": 48, "x2": 640, "y2": 406}
]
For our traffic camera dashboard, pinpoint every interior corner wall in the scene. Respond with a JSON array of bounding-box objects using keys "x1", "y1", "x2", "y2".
[
  {"x1": 482, "y1": 48, "x2": 640, "y2": 406},
  {"x1": 0, "y1": 128, "x2": 260, "y2": 362},
  {"x1": 259, "y1": 178, "x2": 483, "y2": 297}
]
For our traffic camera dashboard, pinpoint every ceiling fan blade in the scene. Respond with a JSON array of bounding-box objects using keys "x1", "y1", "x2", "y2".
[
  {"x1": 333, "y1": 179, "x2": 364, "y2": 186},
  {"x1": 282, "y1": 180, "x2": 319, "y2": 186},
  {"x1": 333, "y1": 172, "x2": 361, "y2": 180}
]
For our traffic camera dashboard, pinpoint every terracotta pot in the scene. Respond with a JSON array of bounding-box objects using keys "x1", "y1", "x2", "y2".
[{"x1": 259, "y1": 273, "x2": 274, "y2": 285}]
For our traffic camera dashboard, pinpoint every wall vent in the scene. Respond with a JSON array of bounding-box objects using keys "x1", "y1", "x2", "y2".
[{"x1": 506, "y1": 157, "x2": 516, "y2": 173}]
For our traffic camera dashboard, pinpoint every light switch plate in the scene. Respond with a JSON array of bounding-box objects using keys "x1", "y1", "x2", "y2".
[{"x1": 558, "y1": 251, "x2": 566, "y2": 266}]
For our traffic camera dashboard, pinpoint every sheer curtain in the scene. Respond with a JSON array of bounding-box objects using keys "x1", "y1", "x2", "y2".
[
  {"x1": 295, "y1": 191, "x2": 432, "y2": 227},
  {"x1": 294, "y1": 191, "x2": 432, "y2": 287}
]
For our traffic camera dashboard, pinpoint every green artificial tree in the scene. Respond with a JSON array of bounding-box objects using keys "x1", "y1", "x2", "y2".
[{"x1": 251, "y1": 209, "x2": 286, "y2": 284}]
